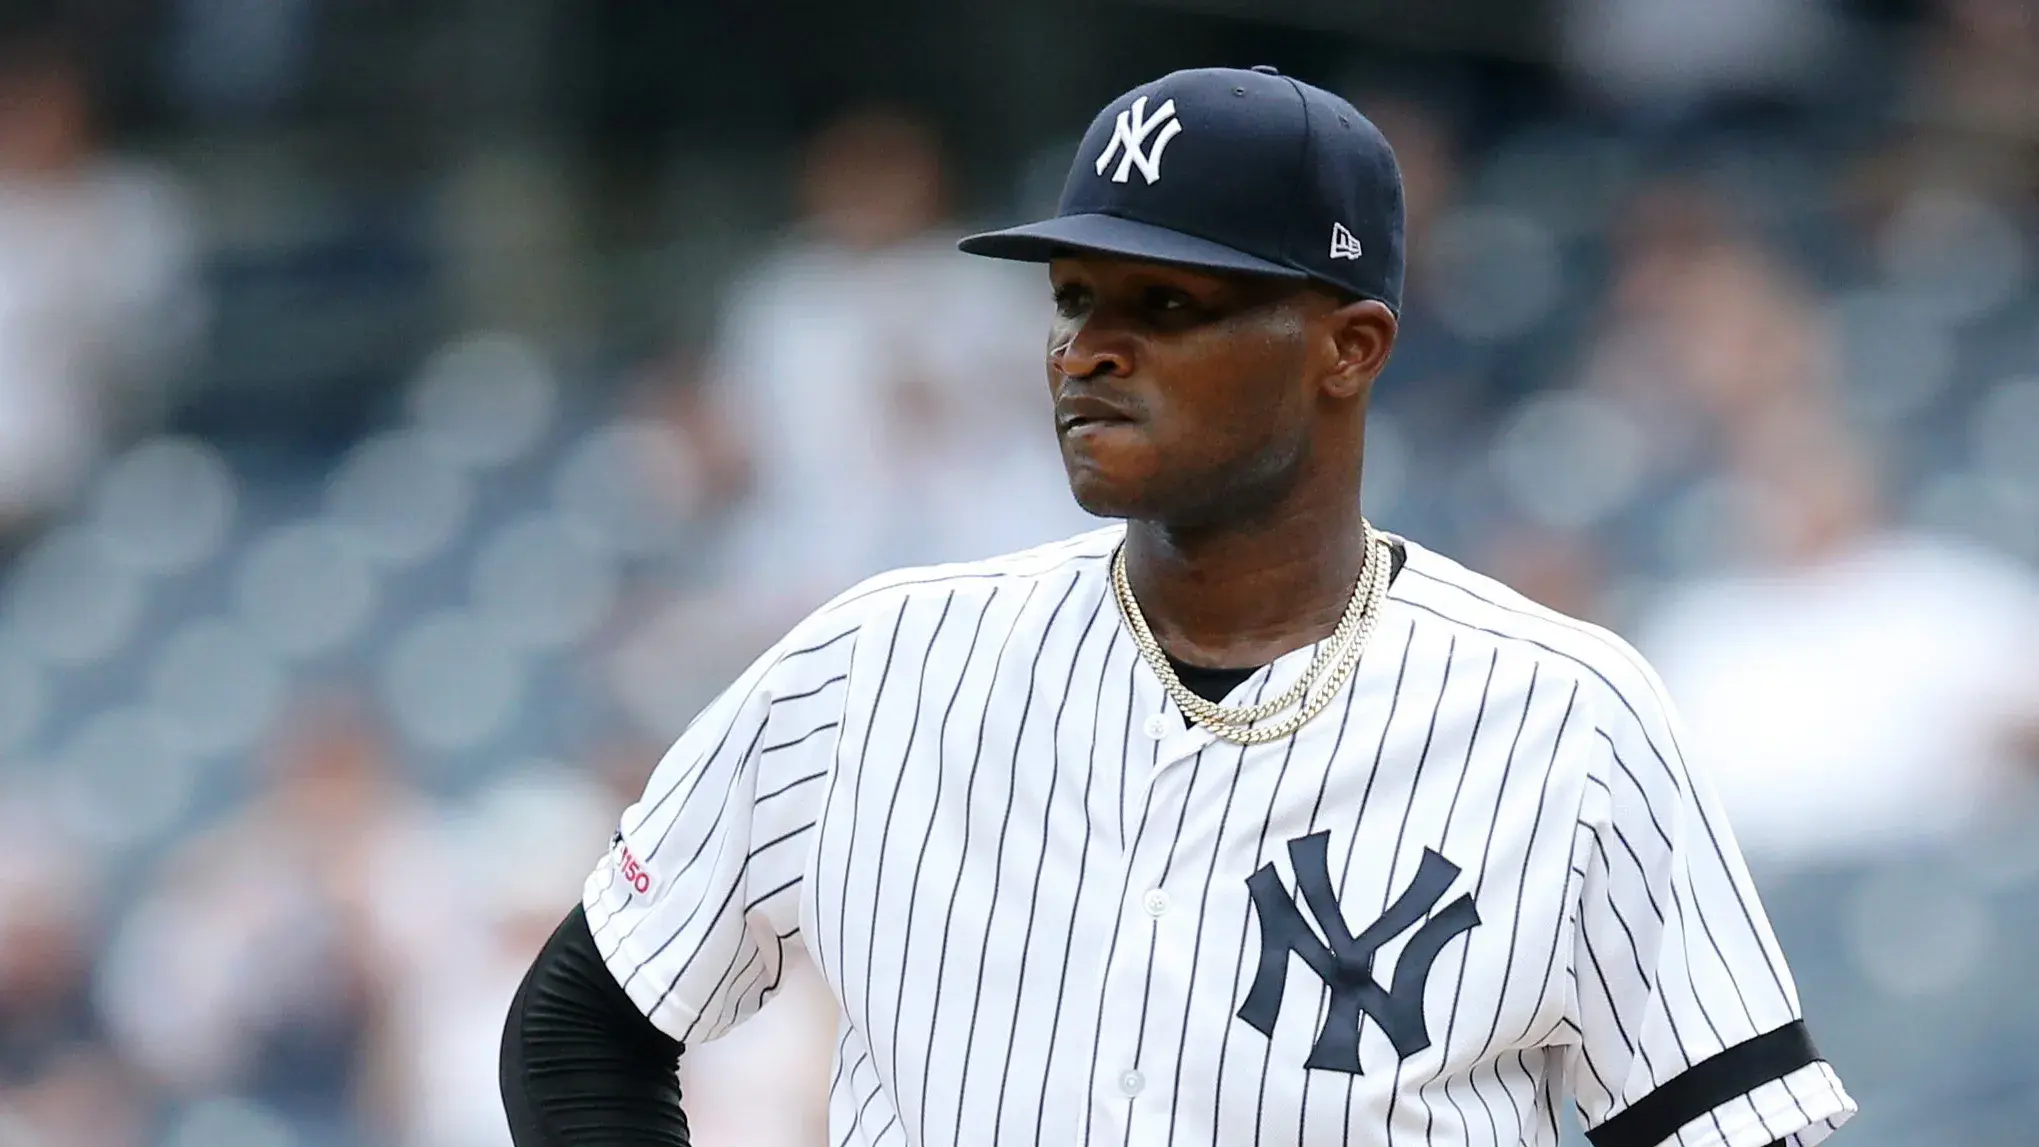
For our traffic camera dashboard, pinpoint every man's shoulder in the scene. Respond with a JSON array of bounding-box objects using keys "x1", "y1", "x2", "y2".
[
  {"x1": 1390, "y1": 535, "x2": 1671, "y2": 726},
  {"x1": 804, "y1": 526, "x2": 1122, "y2": 629}
]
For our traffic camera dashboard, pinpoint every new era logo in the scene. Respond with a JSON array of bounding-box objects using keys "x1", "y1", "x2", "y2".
[
  {"x1": 1330, "y1": 222, "x2": 1363, "y2": 260},
  {"x1": 1096, "y1": 95, "x2": 1182, "y2": 185}
]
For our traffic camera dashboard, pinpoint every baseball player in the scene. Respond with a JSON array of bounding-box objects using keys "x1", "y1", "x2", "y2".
[{"x1": 501, "y1": 66, "x2": 1856, "y2": 1147}]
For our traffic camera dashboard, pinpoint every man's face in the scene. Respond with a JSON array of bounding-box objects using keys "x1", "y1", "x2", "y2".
[{"x1": 1045, "y1": 254, "x2": 1326, "y2": 526}]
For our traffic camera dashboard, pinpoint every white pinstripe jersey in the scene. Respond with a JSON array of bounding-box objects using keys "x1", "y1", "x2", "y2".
[{"x1": 585, "y1": 526, "x2": 1857, "y2": 1147}]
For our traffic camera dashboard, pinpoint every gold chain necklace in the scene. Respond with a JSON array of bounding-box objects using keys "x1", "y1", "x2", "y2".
[{"x1": 1110, "y1": 523, "x2": 1391, "y2": 746}]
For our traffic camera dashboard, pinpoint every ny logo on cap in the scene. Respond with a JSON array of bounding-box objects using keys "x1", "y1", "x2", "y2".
[
  {"x1": 1330, "y1": 222, "x2": 1364, "y2": 260},
  {"x1": 1095, "y1": 95, "x2": 1182, "y2": 185}
]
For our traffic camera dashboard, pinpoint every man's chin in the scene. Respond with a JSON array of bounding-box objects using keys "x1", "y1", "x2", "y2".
[
  {"x1": 1064, "y1": 474, "x2": 1142, "y2": 521},
  {"x1": 1066, "y1": 463, "x2": 1295, "y2": 533}
]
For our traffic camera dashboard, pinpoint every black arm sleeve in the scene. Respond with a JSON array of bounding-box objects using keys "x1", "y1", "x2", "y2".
[{"x1": 500, "y1": 904, "x2": 692, "y2": 1147}]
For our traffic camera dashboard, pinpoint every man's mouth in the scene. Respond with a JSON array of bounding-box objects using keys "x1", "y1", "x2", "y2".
[
  {"x1": 1055, "y1": 394, "x2": 1137, "y2": 433},
  {"x1": 1058, "y1": 413, "x2": 1133, "y2": 432}
]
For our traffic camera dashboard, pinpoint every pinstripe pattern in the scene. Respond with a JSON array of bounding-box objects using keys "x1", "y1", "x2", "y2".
[{"x1": 583, "y1": 526, "x2": 1856, "y2": 1147}]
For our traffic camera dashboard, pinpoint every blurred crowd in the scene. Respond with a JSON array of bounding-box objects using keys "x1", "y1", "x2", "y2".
[{"x1": 0, "y1": 1, "x2": 2036, "y2": 1146}]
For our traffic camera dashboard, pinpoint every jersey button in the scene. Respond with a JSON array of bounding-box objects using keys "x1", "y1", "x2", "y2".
[
  {"x1": 1142, "y1": 889, "x2": 1171, "y2": 918},
  {"x1": 1142, "y1": 714, "x2": 1170, "y2": 739},
  {"x1": 1118, "y1": 1069, "x2": 1145, "y2": 1097}
]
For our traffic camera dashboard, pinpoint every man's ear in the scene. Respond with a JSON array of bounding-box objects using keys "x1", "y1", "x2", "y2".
[{"x1": 1320, "y1": 298, "x2": 1397, "y2": 401}]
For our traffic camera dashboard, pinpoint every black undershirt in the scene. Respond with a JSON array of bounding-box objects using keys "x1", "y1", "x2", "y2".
[
  {"x1": 501, "y1": 905, "x2": 691, "y2": 1147},
  {"x1": 1167, "y1": 658, "x2": 1262, "y2": 706}
]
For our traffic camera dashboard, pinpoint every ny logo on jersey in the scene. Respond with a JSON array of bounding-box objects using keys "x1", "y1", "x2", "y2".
[
  {"x1": 1095, "y1": 95, "x2": 1182, "y2": 185},
  {"x1": 1238, "y1": 832, "x2": 1481, "y2": 1075}
]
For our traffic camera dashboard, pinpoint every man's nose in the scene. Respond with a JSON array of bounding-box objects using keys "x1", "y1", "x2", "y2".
[{"x1": 1050, "y1": 319, "x2": 1132, "y2": 381}]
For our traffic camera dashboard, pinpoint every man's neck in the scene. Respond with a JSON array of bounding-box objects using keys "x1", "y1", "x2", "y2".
[{"x1": 1121, "y1": 491, "x2": 1371, "y2": 671}]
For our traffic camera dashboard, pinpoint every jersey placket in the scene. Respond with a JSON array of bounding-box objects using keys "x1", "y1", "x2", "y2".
[{"x1": 1086, "y1": 673, "x2": 1250, "y2": 1145}]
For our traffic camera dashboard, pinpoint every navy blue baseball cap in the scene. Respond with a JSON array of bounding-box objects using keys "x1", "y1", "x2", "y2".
[{"x1": 960, "y1": 65, "x2": 1405, "y2": 312}]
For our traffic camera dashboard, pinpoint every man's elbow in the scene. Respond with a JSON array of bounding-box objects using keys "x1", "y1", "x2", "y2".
[{"x1": 498, "y1": 904, "x2": 691, "y2": 1147}]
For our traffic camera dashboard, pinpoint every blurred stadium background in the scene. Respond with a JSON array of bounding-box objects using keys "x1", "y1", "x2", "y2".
[{"x1": 0, "y1": 0, "x2": 2035, "y2": 1145}]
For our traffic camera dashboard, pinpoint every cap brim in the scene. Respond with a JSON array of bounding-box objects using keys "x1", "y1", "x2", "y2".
[{"x1": 957, "y1": 213, "x2": 1305, "y2": 280}]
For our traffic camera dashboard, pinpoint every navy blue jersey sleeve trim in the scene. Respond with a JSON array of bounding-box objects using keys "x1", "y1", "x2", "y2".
[{"x1": 1586, "y1": 1021, "x2": 1819, "y2": 1147}]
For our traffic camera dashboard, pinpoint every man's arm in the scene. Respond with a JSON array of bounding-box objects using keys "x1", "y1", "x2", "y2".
[
  {"x1": 500, "y1": 905, "x2": 691, "y2": 1147},
  {"x1": 501, "y1": 592, "x2": 864, "y2": 1146}
]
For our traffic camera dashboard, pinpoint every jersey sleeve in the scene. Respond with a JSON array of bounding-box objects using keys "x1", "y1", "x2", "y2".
[
  {"x1": 583, "y1": 613, "x2": 860, "y2": 1046},
  {"x1": 1562, "y1": 662, "x2": 1857, "y2": 1147}
]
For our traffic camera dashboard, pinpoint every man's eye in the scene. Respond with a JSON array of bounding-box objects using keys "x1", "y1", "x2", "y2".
[
  {"x1": 1052, "y1": 288, "x2": 1089, "y2": 317},
  {"x1": 1144, "y1": 287, "x2": 1194, "y2": 313}
]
